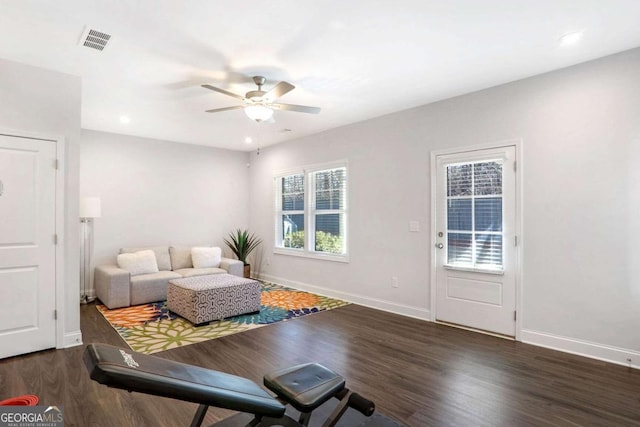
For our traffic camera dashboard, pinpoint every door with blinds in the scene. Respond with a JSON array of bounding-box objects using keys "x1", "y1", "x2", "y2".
[{"x1": 434, "y1": 145, "x2": 518, "y2": 337}]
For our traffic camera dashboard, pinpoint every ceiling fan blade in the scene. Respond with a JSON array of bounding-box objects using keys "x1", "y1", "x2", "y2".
[
  {"x1": 202, "y1": 84, "x2": 245, "y2": 101},
  {"x1": 271, "y1": 103, "x2": 321, "y2": 114},
  {"x1": 264, "y1": 81, "x2": 295, "y2": 100},
  {"x1": 205, "y1": 105, "x2": 244, "y2": 113}
]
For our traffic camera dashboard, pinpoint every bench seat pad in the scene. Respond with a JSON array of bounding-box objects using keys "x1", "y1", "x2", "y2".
[{"x1": 264, "y1": 363, "x2": 345, "y2": 412}]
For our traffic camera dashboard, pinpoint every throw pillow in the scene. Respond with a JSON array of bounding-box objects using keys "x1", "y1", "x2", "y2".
[
  {"x1": 169, "y1": 246, "x2": 193, "y2": 269},
  {"x1": 191, "y1": 246, "x2": 222, "y2": 269},
  {"x1": 120, "y1": 246, "x2": 172, "y2": 271},
  {"x1": 117, "y1": 250, "x2": 159, "y2": 276}
]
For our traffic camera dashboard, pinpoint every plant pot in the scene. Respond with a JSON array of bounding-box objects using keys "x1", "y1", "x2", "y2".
[{"x1": 243, "y1": 264, "x2": 251, "y2": 278}]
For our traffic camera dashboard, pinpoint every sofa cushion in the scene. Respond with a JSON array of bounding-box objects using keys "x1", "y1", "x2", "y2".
[
  {"x1": 174, "y1": 268, "x2": 226, "y2": 278},
  {"x1": 169, "y1": 246, "x2": 193, "y2": 270},
  {"x1": 117, "y1": 250, "x2": 159, "y2": 276},
  {"x1": 120, "y1": 246, "x2": 172, "y2": 271},
  {"x1": 94, "y1": 265, "x2": 131, "y2": 309},
  {"x1": 191, "y1": 246, "x2": 222, "y2": 268},
  {"x1": 130, "y1": 270, "x2": 182, "y2": 305}
]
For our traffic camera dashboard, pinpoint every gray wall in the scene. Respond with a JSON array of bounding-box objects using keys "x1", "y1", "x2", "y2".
[
  {"x1": 0, "y1": 57, "x2": 81, "y2": 344},
  {"x1": 80, "y1": 130, "x2": 250, "y2": 269},
  {"x1": 249, "y1": 48, "x2": 640, "y2": 362}
]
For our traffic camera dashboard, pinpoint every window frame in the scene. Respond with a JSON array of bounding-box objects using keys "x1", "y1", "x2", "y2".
[
  {"x1": 274, "y1": 161, "x2": 349, "y2": 262},
  {"x1": 444, "y1": 155, "x2": 507, "y2": 273}
]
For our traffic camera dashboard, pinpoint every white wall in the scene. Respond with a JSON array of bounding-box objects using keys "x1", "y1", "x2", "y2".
[
  {"x1": 80, "y1": 130, "x2": 250, "y2": 270},
  {"x1": 0, "y1": 58, "x2": 82, "y2": 346},
  {"x1": 249, "y1": 48, "x2": 640, "y2": 364}
]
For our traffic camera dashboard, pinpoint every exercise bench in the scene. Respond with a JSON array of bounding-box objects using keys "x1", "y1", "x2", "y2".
[{"x1": 84, "y1": 343, "x2": 375, "y2": 427}]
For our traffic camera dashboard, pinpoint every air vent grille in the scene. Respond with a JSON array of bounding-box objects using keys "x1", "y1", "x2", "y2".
[{"x1": 79, "y1": 27, "x2": 111, "y2": 51}]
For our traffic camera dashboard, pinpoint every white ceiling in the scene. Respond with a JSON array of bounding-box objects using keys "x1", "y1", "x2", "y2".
[{"x1": 1, "y1": 1, "x2": 640, "y2": 151}]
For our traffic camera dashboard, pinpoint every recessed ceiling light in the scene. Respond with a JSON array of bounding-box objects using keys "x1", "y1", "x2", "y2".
[
  {"x1": 559, "y1": 31, "x2": 584, "y2": 46},
  {"x1": 245, "y1": 137, "x2": 253, "y2": 144},
  {"x1": 119, "y1": 115, "x2": 131, "y2": 124}
]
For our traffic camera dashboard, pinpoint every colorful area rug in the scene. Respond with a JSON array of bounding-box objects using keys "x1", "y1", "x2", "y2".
[{"x1": 97, "y1": 281, "x2": 349, "y2": 354}]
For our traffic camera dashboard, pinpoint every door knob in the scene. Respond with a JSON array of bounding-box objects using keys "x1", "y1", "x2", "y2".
[{"x1": 435, "y1": 243, "x2": 444, "y2": 249}]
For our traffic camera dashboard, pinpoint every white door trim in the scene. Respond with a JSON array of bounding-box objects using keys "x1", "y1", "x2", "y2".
[
  {"x1": 430, "y1": 138, "x2": 523, "y2": 341},
  {"x1": 0, "y1": 127, "x2": 67, "y2": 350}
]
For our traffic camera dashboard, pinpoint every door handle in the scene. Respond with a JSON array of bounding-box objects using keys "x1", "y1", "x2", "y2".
[{"x1": 435, "y1": 243, "x2": 444, "y2": 249}]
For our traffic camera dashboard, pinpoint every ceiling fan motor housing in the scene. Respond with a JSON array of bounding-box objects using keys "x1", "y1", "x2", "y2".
[{"x1": 246, "y1": 90, "x2": 266, "y2": 102}]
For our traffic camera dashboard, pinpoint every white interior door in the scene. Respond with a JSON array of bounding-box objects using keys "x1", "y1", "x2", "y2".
[
  {"x1": 434, "y1": 146, "x2": 518, "y2": 337},
  {"x1": 0, "y1": 134, "x2": 57, "y2": 358}
]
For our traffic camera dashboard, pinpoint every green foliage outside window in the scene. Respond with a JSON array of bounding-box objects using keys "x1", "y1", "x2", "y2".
[
  {"x1": 284, "y1": 230, "x2": 304, "y2": 249},
  {"x1": 284, "y1": 231, "x2": 343, "y2": 254}
]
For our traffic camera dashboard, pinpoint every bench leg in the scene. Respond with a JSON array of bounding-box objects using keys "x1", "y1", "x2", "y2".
[
  {"x1": 190, "y1": 404, "x2": 209, "y2": 427},
  {"x1": 298, "y1": 412, "x2": 312, "y2": 426},
  {"x1": 253, "y1": 416, "x2": 302, "y2": 426},
  {"x1": 320, "y1": 391, "x2": 351, "y2": 427}
]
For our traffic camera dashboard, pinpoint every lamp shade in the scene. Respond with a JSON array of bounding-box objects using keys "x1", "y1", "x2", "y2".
[
  {"x1": 80, "y1": 197, "x2": 101, "y2": 218},
  {"x1": 244, "y1": 105, "x2": 273, "y2": 122}
]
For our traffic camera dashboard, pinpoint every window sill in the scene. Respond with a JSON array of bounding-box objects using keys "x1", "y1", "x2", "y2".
[
  {"x1": 273, "y1": 247, "x2": 349, "y2": 263},
  {"x1": 444, "y1": 264, "x2": 504, "y2": 275}
]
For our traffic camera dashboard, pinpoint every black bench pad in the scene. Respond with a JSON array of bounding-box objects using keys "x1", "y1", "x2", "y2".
[
  {"x1": 84, "y1": 344, "x2": 285, "y2": 418},
  {"x1": 263, "y1": 363, "x2": 345, "y2": 412}
]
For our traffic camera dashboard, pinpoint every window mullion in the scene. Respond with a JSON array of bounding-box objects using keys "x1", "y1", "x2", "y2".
[
  {"x1": 471, "y1": 163, "x2": 477, "y2": 267},
  {"x1": 500, "y1": 162, "x2": 505, "y2": 267},
  {"x1": 307, "y1": 170, "x2": 313, "y2": 254},
  {"x1": 275, "y1": 180, "x2": 282, "y2": 247}
]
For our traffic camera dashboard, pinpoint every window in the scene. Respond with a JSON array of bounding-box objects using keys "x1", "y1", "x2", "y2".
[
  {"x1": 279, "y1": 173, "x2": 305, "y2": 249},
  {"x1": 275, "y1": 163, "x2": 348, "y2": 260},
  {"x1": 446, "y1": 160, "x2": 503, "y2": 270}
]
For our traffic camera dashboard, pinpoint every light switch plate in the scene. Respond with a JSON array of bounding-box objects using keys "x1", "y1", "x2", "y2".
[{"x1": 409, "y1": 220, "x2": 420, "y2": 232}]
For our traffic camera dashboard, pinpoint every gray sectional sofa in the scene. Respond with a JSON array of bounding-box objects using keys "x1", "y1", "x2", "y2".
[{"x1": 94, "y1": 246, "x2": 244, "y2": 309}]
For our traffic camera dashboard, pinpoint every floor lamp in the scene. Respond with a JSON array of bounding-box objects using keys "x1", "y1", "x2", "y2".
[{"x1": 80, "y1": 197, "x2": 101, "y2": 304}]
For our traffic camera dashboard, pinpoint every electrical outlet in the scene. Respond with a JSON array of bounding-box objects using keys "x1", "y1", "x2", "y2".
[{"x1": 391, "y1": 277, "x2": 399, "y2": 288}]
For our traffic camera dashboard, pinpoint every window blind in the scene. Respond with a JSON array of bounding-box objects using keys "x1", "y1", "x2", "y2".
[{"x1": 446, "y1": 161, "x2": 503, "y2": 269}]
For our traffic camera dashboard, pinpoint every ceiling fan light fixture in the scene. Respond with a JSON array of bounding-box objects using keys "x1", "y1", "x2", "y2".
[{"x1": 244, "y1": 105, "x2": 273, "y2": 122}]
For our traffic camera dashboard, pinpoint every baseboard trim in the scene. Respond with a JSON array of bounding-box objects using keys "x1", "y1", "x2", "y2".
[
  {"x1": 256, "y1": 275, "x2": 638, "y2": 369},
  {"x1": 256, "y1": 273, "x2": 431, "y2": 321},
  {"x1": 61, "y1": 330, "x2": 83, "y2": 348},
  {"x1": 521, "y1": 329, "x2": 640, "y2": 370}
]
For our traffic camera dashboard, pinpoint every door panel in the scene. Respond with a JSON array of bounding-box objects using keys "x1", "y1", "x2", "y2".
[
  {"x1": 446, "y1": 275, "x2": 502, "y2": 306},
  {"x1": 0, "y1": 134, "x2": 56, "y2": 358},
  {"x1": 0, "y1": 148, "x2": 37, "y2": 244},
  {"x1": 435, "y1": 146, "x2": 517, "y2": 337},
  {"x1": 0, "y1": 267, "x2": 39, "y2": 332}
]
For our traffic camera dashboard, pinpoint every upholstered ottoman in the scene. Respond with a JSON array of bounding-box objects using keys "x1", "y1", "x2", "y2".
[{"x1": 167, "y1": 274, "x2": 261, "y2": 325}]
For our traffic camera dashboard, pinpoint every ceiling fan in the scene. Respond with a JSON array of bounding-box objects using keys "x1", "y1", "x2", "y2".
[{"x1": 202, "y1": 76, "x2": 321, "y2": 122}]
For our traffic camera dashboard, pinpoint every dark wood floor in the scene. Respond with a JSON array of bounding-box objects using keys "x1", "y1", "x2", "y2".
[{"x1": 0, "y1": 303, "x2": 639, "y2": 426}]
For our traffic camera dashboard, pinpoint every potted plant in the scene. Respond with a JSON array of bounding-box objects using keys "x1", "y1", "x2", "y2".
[{"x1": 224, "y1": 229, "x2": 263, "y2": 278}]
